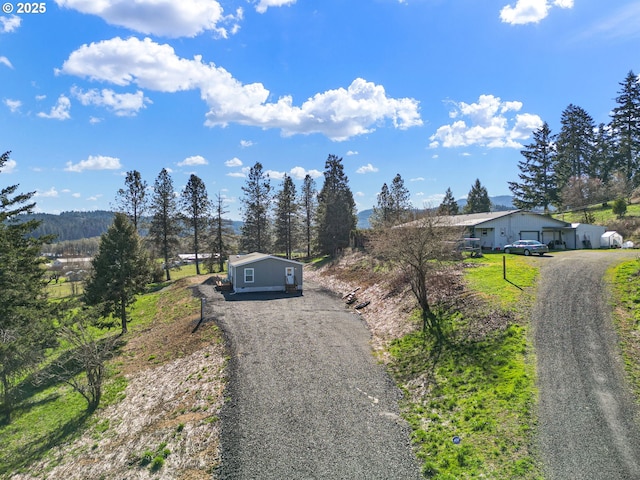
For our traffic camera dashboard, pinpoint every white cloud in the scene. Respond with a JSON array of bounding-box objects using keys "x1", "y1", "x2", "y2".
[
  {"x1": 290, "y1": 166, "x2": 322, "y2": 180},
  {"x1": 178, "y1": 155, "x2": 208, "y2": 166},
  {"x1": 37, "y1": 95, "x2": 71, "y2": 120},
  {"x1": 0, "y1": 158, "x2": 17, "y2": 174},
  {"x1": 0, "y1": 56, "x2": 12, "y2": 68},
  {"x1": 266, "y1": 170, "x2": 286, "y2": 180},
  {"x1": 227, "y1": 172, "x2": 246, "y2": 178},
  {"x1": 89, "y1": 116, "x2": 102, "y2": 124},
  {"x1": 35, "y1": 187, "x2": 59, "y2": 198},
  {"x1": 500, "y1": 0, "x2": 573, "y2": 25},
  {"x1": 429, "y1": 94, "x2": 543, "y2": 149},
  {"x1": 65, "y1": 155, "x2": 122, "y2": 172},
  {"x1": 71, "y1": 86, "x2": 151, "y2": 116},
  {"x1": 355, "y1": 191, "x2": 365, "y2": 197},
  {"x1": 410, "y1": 177, "x2": 425, "y2": 182},
  {"x1": 240, "y1": 140, "x2": 253, "y2": 148},
  {"x1": 72, "y1": 192, "x2": 81, "y2": 198},
  {"x1": 87, "y1": 194, "x2": 103, "y2": 201},
  {"x1": 58, "y1": 37, "x2": 422, "y2": 141},
  {"x1": 225, "y1": 157, "x2": 243, "y2": 167},
  {"x1": 0, "y1": 15, "x2": 21, "y2": 33},
  {"x1": 255, "y1": 0, "x2": 296, "y2": 14},
  {"x1": 356, "y1": 163, "x2": 379, "y2": 174},
  {"x1": 4, "y1": 99, "x2": 21, "y2": 113},
  {"x1": 346, "y1": 150, "x2": 359, "y2": 156},
  {"x1": 54, "y1": 0, "x2": 243, "y2": 38},
  {"x1": 35, "y1": 94, "x2": 46, "y2": 101}
]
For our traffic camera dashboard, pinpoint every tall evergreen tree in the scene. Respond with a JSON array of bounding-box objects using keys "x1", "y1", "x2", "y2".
[
  {"x1": 389, "y1": 173, "x2": 412, "y2": 224},
  {"x1": 300, "y1": 174, "x2": 317, "y2": 258},
  {"x1": 115, "y1": 170, "x2": 148, "y2": 231},
  {"x1": 316, "y1": 154, "x2": 356, "y2": 255},
  {"x1": 149, "y1": 168, "x2": 180, "y2": 281},
  {"x1": 181, "y1": 174, "x2": 210, "y2": 275},
  {"x1": 555, "y1": 104, "x2": 596, "y2": 191},
  {"x1": 0, "y1": 151, "x2": 54, "y2": 422},
  {"x1": 274, "y1": 174, "x2": 299, "y2": 259},
  {"x1": 84, "y1": 213, "x2": 151, "y2": 335},
  {"x1": 241, "y1": 162, "x2": 272, "y2": 253},
  {"x1": 370, "y1": 182, "x2": 392, "y2": 228},
  {"x1": 508, "y1": 122, "x2": 559, "y2": 212},
  {"x1": 438, "y1": 187, "x2": 459, "y2": 215},
  {"x1": 592, "y1": 123, "x2": 617, "y2": 186},
  {"x1": 209, "y1": 193, "x2": 233, "y2": 272},
  {"x1": 463, "y1": 179, "x2": 491, "y2": 214},
  {"x1": 610, "y1": 70, "x2": 640, "y2": 189}
]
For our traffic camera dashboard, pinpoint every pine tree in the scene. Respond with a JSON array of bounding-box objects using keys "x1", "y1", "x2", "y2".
[
  {"x1": 463, "y1": 179, "x2": 491, "y2": 214},
  {"x1": 84, "y1": 212, "x2": 151, "y2": 334},
  {"x1": 316, "y1": 154, "x2": 356, "y2": 255},
  {"x1": 114, "y1": 170, "x2": 148, "y2": 231},
  {"x1": 181, "y1": 174, "x2": 210, "y2": 275},
  {"x1": 370, "y1": 183, "x2": 392, "y2": 228},
  {"x1": 241, "y1": 162, "x2": 272, "y2": 253},
  {"x1": 209, "y1": 193, "x2": 233, "y2": 272},
  {"x1": 300, "y1": 174, "x2": 317, "y2": 258},
  {"x1": 149, "y1": 168, "x2": 180, "y2": 281},
  {"x1": 610, "y1": 70, "x2": 640, "y2": 190},
  {"x1": 389, "y1": 173, "x2": 411, "y2": 224},
  {"x1": 274, "y1": 174, "x2": 299, "y2": 259},
  {"x1": 438, "y1": 187, "x2": 459, "y2": 215},
  {"x1": 508, "y1": 122, "x2": 559, "y2": 212},
  {"x1": 555, "y1": 104, "x2": 596, "y2": 191},
  {"x1": 0, "y1": 151, "x2": 54, "y2": 422}
]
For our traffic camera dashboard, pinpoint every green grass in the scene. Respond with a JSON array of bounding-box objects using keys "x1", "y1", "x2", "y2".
[
  {"x1": 463, "y1": 253, "x2": 539, "y2": 310},
  {"x1": 552, "y1": 200, "x2": 640, "y2": 225},
  {"x1": 387, "y1": 253, "x2": 541, "y2": 479},
  {"x1": 0, "y1": 271, "x2": 202, "y2": 476},
  {"x1": 609, "y1": 259, "x2": 640, "y2": 397}
]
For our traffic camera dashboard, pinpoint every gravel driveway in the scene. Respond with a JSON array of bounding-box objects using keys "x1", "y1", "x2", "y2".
[
  {"x1": 533, "y1": 250, "x2": 640, "y2": 479},
  {"x1": 201, "y1": 280, "x2": 422, "y2": 479}
]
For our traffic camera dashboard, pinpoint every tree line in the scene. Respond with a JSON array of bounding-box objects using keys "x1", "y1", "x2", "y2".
[{"x1": 508, "y1": 70, "x2": 640, "y2": 215}]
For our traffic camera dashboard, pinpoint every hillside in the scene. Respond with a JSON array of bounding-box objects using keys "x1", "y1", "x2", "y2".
[{"x1": 16, "y1": 210, "x2": 243, "y2": 242}]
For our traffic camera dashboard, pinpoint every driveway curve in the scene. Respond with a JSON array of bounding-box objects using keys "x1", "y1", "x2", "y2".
[
  {"x1": 201, "y1": 280, "x2": 422, "y2": 479},
  {"x1": 533, "y1": 250, "x2": 640, "y2": 480}
]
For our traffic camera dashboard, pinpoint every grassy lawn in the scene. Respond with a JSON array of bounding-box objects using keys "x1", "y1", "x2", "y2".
[
  {"x1": 552, "y1": 201, "x2": 640, "y2": 225},
  {"x1": 609, "y1": 258, "x2": 640, "y2": 398},
  {"x1": 0, "y1": 276, "x2": 201, "y2": 476},
  {"x1": 387, "y1": 253, "x2": 541, "y2": 479}
]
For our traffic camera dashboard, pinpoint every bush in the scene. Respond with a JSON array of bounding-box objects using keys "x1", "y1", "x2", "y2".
[
  {"x1": 613, "y1": 198, "x2": 628, "y2": 218},
  {"x1": 150, "y1": 456, "x2": 164, "y2": 472}
]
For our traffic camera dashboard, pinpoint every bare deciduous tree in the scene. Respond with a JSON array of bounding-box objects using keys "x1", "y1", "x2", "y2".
[{"x1": 371, "y1": 212, "x2": 463, "y2": 341}]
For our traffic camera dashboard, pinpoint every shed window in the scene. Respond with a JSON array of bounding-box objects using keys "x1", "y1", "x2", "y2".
[{"x1": 244, "y1": 268, "x2": 254, "y2": 283}]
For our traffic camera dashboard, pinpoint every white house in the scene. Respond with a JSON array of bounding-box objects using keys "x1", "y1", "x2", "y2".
[
  {"x1": 433, "y1": 210, "x2": 607, "y2": 251},
  {"x1": 227, "y1": 253, "x2": 303, "y2": 293}
]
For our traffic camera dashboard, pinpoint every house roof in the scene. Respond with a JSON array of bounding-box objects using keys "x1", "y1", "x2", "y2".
[
  {"x1": 228, "y1": 252, "x2": 303, "y2": 267},
  {"x1": 401, "y1": 210, "x2": 571, "y2": 228}
]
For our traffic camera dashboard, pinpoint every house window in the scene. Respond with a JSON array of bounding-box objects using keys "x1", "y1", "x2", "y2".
[
  {"x1": 244, "y1": 268, "x2": 254, "y2": 283},
  {"x1": 482, "y1": 229, "x2": 488, "y2": 236}
]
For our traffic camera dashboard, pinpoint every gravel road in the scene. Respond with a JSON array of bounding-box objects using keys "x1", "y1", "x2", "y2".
[
  {"x1": 533, "y1": 250, "x2": 640, "y2": 480},
  {"x1": 201, "y1": 281, "x2": 423, "y2": 479}
]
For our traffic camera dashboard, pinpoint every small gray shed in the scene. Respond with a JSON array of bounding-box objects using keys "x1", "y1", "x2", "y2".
[{"x1": 227, "y1": 253, "x2": 303, "y2": 293}]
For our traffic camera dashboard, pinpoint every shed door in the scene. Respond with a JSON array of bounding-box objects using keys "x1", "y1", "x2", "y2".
[{"x1": 285, "y1": 267, "x2": 295, "y2": 285}]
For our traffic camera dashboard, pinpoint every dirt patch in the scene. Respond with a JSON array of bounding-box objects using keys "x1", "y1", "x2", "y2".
[{"x1": 12, "y1": 275, "x2": 226, "y2": 480}]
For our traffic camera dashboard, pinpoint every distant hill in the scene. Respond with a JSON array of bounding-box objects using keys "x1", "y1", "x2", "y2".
[
  {"x1": 16, "y1": 210, "x2": 243, "y2": 242},
  {"x1": 18, "y1": 210, "x2": 116, "y2": 242}
]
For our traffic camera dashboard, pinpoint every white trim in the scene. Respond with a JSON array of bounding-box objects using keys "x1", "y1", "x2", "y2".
[{"x1": 244, "y1": 267, "x2": 255, "y2": 283}]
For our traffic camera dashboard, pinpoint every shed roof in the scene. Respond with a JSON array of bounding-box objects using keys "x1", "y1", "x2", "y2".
[{"x1": 228, "y1": 252, "x2": 303, "y2": 267}]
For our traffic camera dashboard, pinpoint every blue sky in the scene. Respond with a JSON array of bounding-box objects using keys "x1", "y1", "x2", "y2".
[{"x1": 1, "y1": 0, "x2": 639, "y2": 219}]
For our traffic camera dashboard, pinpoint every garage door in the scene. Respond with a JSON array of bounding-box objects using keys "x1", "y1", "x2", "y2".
[{"x1": 520, "y1": 231, "x2": 540, "y2": 241}]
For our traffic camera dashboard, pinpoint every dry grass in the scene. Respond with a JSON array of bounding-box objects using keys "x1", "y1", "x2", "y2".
[{"x1": 12, "y1": 276, "x2": 227, "y2": 480}]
